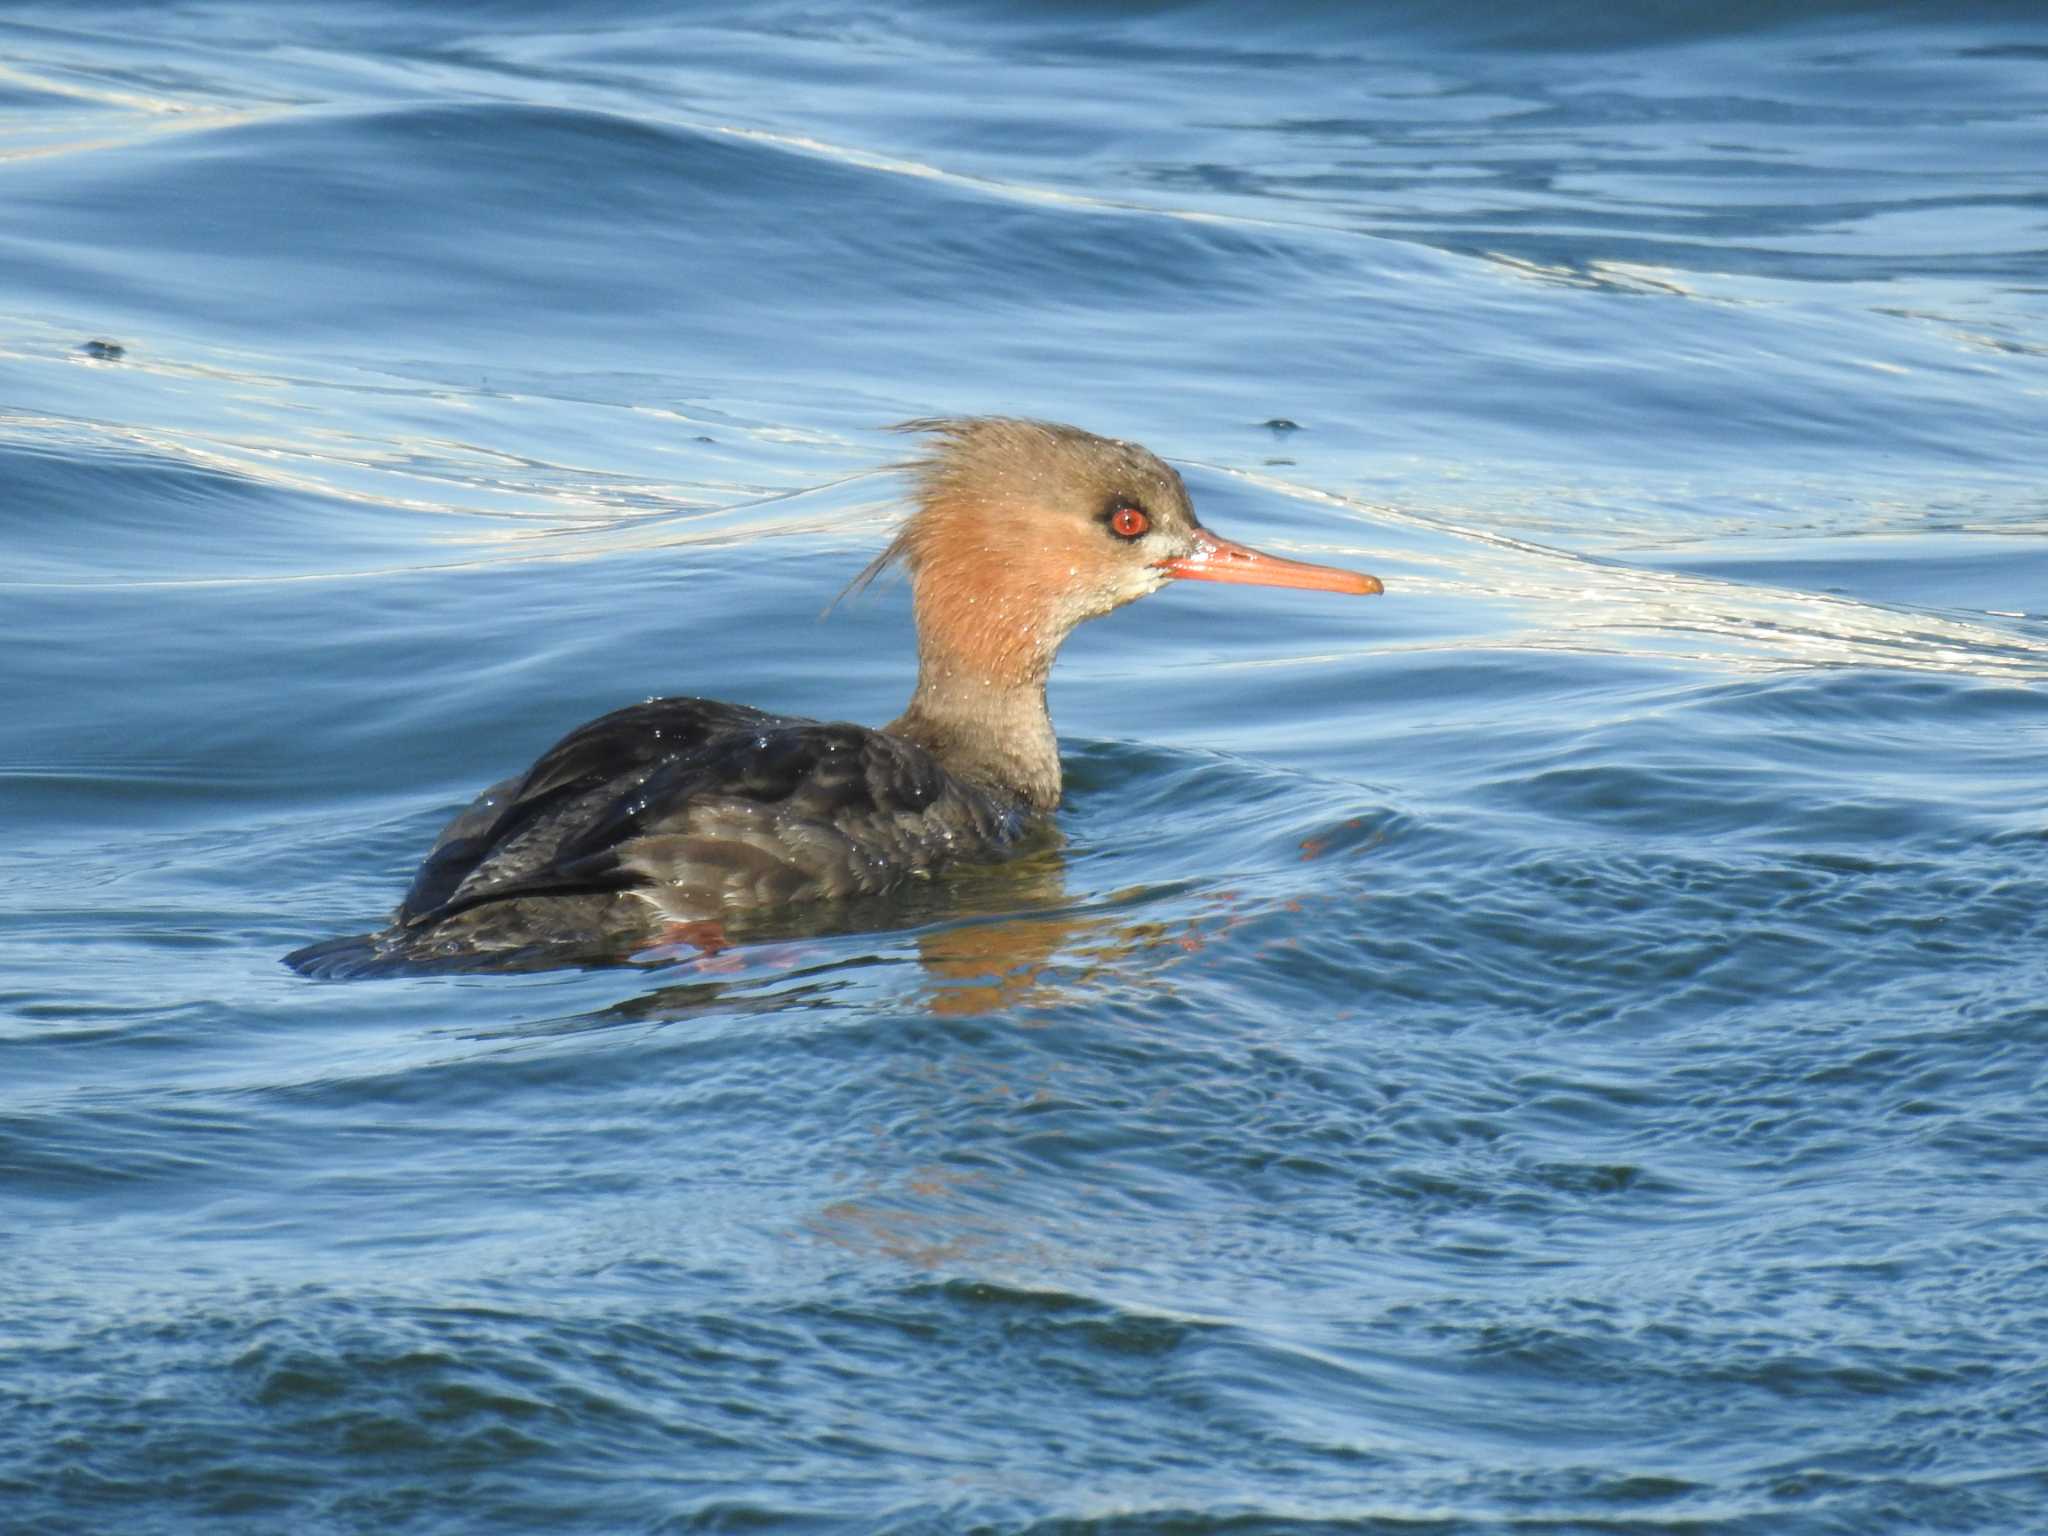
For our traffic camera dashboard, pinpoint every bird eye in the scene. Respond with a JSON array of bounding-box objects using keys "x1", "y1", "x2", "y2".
[{"x1": 1109, "y1": 505, "x2": 1150, "y2": 540}]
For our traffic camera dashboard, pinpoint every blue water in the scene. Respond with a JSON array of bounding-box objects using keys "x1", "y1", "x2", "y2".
[{"x1": 4, "y1": 2, "x2": 2047, "y2": 1531}]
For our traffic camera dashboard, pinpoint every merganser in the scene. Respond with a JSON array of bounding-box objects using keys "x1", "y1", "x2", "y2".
[{"x1": 287, "y1": 418, "x2": 1380, "y2": 975}]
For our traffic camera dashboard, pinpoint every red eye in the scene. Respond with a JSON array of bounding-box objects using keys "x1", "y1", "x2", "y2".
[{"x1": 1110, "y1": 505, "x2": 1149, "y2": 540}]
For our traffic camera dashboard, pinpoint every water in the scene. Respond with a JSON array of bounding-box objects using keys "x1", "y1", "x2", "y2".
[{"x1": 4, "y1": 2, "x2": 2046, "y2": 1530}]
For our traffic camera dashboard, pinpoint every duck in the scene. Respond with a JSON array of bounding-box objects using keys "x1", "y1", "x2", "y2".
[{"x1": 286, "y1": 417, "x2": 1380, "y2": 975}]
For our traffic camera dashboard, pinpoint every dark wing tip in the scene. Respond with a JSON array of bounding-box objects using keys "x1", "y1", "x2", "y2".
[{"x1": 283, "y1": 932, "x2": 390, "y2": 979}]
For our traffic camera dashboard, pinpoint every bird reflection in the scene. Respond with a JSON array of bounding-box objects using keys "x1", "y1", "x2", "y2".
[
  {"x1": 477, "y1": 840, "x2": 1086, "y2": 1037},
  {"x1": 477, "y1": 803, "x2": 1389, "y2": 1043},
  {"x1": 458, "y1": 811, "x2": 1391, "y2": 1278}
]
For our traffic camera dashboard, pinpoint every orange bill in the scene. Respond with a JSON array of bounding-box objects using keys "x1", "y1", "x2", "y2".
[{"x1": 1158, "y1": 528, "x2": 1382, "y2": 595}]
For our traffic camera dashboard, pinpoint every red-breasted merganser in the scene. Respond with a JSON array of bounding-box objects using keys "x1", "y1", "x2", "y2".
[{"x1": 287, "y1": 418, "x2": 1380, "y2": 974}]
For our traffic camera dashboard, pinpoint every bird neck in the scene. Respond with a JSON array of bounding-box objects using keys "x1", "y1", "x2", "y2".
[
  {"x1": 886, "y1": 574, "x2": 1068, "y2": 812},
  {"x1": 889, "y1": 668, "x2": 1060, "y2": 813}
]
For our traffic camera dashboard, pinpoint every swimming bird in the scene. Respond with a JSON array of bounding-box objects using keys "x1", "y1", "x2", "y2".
[{"x1": 286, "y1": 417, "x2": 1380, "y2": 974}]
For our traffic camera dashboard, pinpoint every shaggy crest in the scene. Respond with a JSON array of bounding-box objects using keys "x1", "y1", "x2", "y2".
[{"x1": 835, "y1": 417, "x2": 1191, "y2": 609}]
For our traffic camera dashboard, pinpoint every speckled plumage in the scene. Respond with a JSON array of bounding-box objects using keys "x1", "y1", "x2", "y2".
[
  {"x1": 287, "y1": 698, "x2": 1031, "y2": 974},
  {"x1": 403, "y1": 697, "x2": 1029, "y2": 922}
]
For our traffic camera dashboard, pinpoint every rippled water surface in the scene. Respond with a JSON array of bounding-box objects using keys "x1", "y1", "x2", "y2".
[{"x1": 4, "y1": 2, "x2": 2046, "y2": 1531}]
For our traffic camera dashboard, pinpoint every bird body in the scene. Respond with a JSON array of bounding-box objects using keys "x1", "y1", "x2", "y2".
[{"x1": 287, "y1": 418, "x2": 1378, "y2": 975}]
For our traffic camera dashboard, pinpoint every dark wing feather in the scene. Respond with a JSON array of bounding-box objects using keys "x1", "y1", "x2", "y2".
[
  {"x1": 395, "y1": 696, "x2": 1017, "y2": 930},
  {"x1": 396, "y1": 697, "x2": 781, "y2": 925}
]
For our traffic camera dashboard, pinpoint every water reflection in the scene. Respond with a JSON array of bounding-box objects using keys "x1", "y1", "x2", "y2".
[
  {"x1": 474, "y1": 845, "x2": 1082, "y2": 1032},
  {"x1": 0, "y1": 60, "x2": 276, "y2": 165},
  {"x1": 914, "y1": 910, "x2": 1076, "y2": 1019},
  {"x1": 1210, "y1": 463, "x2": 2048, "y2": 680},
  {"x1": 474, "y1": 817, "x2": 1372, "y2": 1042},
  {"x1": 478, "y1": 826, "x2": 1399, "y2": 1274}
]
